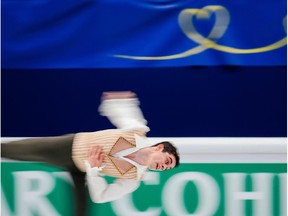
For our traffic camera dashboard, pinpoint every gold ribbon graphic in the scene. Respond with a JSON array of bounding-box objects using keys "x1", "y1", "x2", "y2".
[{"x1": 114, "y1": 5, "x2": 287, "y2": 60}]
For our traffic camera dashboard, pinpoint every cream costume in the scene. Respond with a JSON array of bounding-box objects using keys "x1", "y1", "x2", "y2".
[{"x1": 75, "y1": 98, "x2": 153, "y2": 202}]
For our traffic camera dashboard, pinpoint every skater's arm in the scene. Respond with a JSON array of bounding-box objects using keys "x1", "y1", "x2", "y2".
[
  {"x1": 85, "y1": 161, "x2": 140, "y2": 203},
  {"x1": 98, "y1": 91, "x2": 150, "y2": 132},
  {"x1": 85, "y1": 145, "x2": 140, "y2": 203}
]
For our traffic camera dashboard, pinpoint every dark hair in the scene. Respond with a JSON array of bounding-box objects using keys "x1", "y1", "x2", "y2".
[{"x1": 153, "y1": 141, "x2": 180, "y2": 167}]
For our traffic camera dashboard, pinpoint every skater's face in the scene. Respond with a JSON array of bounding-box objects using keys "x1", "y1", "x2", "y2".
[{"x1": 147, "y1": 144, "x2": 176, "y2": 171}]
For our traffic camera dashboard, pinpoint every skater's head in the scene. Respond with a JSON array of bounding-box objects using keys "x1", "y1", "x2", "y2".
[{"x1": 146, "y1": 141, "x2": 180, "y2": 171}]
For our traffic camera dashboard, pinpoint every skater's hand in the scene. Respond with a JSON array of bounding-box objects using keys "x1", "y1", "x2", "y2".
[
  {"x1": 88, "y1": 146, "x2": 105, "y2": 168},
  {"x1": 101, "y1": 91, "x2": 136, "y2": 101}
]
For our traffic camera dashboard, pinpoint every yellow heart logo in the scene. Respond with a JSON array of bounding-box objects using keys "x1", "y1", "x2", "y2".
[{"x1": 114, "y1": 6, "x2": 286, "y2": 60}]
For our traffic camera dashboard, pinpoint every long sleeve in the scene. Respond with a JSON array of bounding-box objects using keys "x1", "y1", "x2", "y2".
[
  {"x1": 98, "y1": 98, "x2": 150, "y2": 132},
  {"x1": 85, "y1": 161, "x2": 140, "y2": 203}
]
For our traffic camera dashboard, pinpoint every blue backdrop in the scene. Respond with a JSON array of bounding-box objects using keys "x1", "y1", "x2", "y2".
[
  {"x1": 1, "y1": 0, "x2": 287, "y2": 138},
  {"x1": 2, "y1": 67, "x2": 286, "y2": 137},
  {"x1": 2, "y1": 0, "x2": 287, "y2": 68}
]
